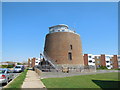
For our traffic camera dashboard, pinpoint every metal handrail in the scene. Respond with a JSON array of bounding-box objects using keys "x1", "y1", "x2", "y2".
[{"x1": 43, "y1": 51, "x2": 58, "y2": 70}]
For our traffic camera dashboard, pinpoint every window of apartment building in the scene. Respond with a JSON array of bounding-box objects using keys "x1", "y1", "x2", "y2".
[
  {"x1": 106, "y1": 56, "x2": 112, "y2": 59},
  {"x1": 68, "y1": 52, "x2": 72, "y2": 60},
  {"x1": 106, "y1": 61, "x2": 109, "y2": 63},
  {"x1": 89, "y1": 60, "x2": 92, "y2": 63},
  {"x1": 70, "y1": 45, "x2": 72, "y2": 50},
  {"x1": 96, "y1": 56, "x2": 100, "y2": 59},
  {"x1": 106, "y1": 56, "x2": 110, "y2": 58},
  {"x1": 110, "y1": 61, "x2": 113, "y2": 63},
  {"x1": 89, "y1": 56, "x2": 92, "y2": 58},
  {"x1": 97, "y1": 61, "x2": 100, "y2": 63}
]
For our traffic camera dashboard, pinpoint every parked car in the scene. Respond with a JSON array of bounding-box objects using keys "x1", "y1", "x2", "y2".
[
  {"x1": 13, "y1": 65, "x2": 24, "y2": 73},
  {"x1": 0, "y1": 68, "x2": 14, "y2": 84}
]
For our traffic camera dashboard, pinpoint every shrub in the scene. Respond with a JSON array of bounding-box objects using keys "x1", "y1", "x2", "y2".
[
  {"x1": 114, "y1": 68, "x2": 120, "y2": 70},
  {"x1": 7, "y1": 65, "x2": 14, "y2": 68},
  {"x1": 98, "y1": 66, "x2": 107, "y2": 69},
  {"x1": 1, "y1": 65, "x2": 14, "y2": 68},
  {"x1": 2, "y1": 65, "x2": 8, "y2": 68},
  {"x1": 17, "y1": 63, "x2": 22, "y2": 65}
]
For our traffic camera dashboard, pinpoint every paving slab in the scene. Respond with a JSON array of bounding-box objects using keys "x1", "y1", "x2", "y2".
[{"x1": 21, "y1": 70, "x2": 46, "y2": 88}]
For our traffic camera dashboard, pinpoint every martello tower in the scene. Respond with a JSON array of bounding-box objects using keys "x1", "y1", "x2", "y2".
[{"x1": 44, "y1": 24, "x2": 84, "y2": 67}]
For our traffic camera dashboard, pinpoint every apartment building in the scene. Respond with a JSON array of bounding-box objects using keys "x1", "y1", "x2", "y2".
[
  {"x1": 28, "y1": 57, "x2": 41, "y2": 67},
  {"x1": 28, "y1": 54, "x2": 119, "y2": 69},
  {"x1": 84, "y1": 54, "x2": 119, "y2": 69},
  {"x1": 117, "y1": 55, "x2": 120, "y2": 68}
]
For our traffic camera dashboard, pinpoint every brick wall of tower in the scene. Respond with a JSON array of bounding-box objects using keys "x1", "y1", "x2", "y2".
[{"x1": 44, "y1": 32, "x2": 84, "y2": 66}]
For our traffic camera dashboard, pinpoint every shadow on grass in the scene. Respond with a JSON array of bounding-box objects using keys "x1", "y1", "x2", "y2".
[{"x1": 92, "y1": 80, "x2": 119, "y2": 89}]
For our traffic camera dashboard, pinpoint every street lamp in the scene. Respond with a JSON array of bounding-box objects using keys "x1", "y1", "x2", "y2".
[{"x1": 40, "y1": 53, "x2": 42, "y2": 59}]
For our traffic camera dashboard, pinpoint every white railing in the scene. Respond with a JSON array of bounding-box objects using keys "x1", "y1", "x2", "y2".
[{"x1": 43, "y1": 51, "x2": 58, "y2": 70}]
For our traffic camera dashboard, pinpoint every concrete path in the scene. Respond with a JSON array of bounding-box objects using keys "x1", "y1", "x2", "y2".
[{"x1": 21, "y1": 70, "x2": 46, "y2": 88}]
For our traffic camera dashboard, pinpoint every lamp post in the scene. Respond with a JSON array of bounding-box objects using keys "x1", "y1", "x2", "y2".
[{"x1": 40, "y1": 53, "x2": 42, "y2": 60}]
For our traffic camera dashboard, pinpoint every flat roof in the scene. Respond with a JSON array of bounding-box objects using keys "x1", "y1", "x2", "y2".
[{"x1": 49, "y1": 24, "x2": 69, "y2": 29}]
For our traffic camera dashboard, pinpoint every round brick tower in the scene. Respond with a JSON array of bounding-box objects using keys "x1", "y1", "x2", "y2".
[{"x1": 44, "y1": 24, "x2": 84, "y2": 67}]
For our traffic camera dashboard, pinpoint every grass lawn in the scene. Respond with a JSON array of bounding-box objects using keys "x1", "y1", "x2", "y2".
[
  {"x1": 5, "y1": 69, "x2": 28, "y2": 88},
  {"x1": 41, "y1": 72, "x2": 119, "y2": 88}
]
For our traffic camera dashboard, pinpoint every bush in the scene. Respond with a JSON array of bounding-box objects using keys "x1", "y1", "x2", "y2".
[
  {"x1": 98, "y1": 66, "x2": 107, "y2": 69},
  {"x1": 7, "y1": 65, "x2": 14, "y2": 68},
  {"x1": 2, "y1": 65, "x2": 8, "y2": 68},
  {"x1": 1, "y1": 65, "x2": 14, "y2": 68},
  {"x1": 114, "y1": 68, "x2": 120, "y2": 70},
  {"x1": 17, "y1": 63, "x2": 22, "y2": 65}
]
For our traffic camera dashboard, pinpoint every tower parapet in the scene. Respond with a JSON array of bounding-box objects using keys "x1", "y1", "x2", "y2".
[{"x1": 49, "y1": 24, "x2": 75, "y2": 34}]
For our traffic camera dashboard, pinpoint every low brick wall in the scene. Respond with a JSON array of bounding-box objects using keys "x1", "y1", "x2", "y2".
[{"x1": 35, "y1": 68, "x2": 42, "y2": 76}]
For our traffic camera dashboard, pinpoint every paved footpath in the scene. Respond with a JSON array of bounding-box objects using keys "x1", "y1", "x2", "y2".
[{"x1": 21, "y1": 70, "x2": 46, "y2": 88}]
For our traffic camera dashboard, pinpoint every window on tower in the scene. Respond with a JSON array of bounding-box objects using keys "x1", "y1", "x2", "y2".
[
  {"x1": 68, "y1": 52, "x2": 72, "y2": 60},
  {"x1": 70, "y1": 45, "x2": 72, "y2": 50}
]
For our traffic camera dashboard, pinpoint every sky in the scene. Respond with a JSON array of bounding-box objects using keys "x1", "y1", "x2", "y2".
[{"x1": 2, "y1": 2, "x2": 118, "y2": 62}]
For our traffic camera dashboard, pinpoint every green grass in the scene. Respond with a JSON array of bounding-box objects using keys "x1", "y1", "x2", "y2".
[
  {"x1": 5, "y1": 69, "x2": 28, "y2": 88},
  {"x1": 97, "y1": 68, "x2": 120, "y2": 70},
  {"x1": 41, "y1": 72, "x2": 119, "y2": 88}
]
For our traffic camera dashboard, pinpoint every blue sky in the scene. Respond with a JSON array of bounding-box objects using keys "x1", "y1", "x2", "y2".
[{"x1": 2, "y1": 2, "x2": 118, "y2": 62}]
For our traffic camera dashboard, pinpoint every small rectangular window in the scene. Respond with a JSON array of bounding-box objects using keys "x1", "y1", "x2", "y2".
[
  {"x1": 70, "y1": 45, "x2": 72, "y2": 50},
  {"x1": 68, "y1": 52, "x2": 72, "y2": 60}
]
